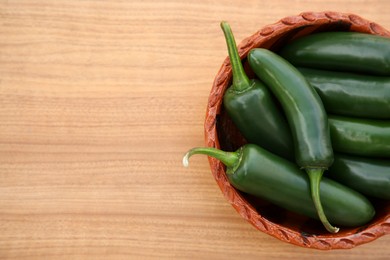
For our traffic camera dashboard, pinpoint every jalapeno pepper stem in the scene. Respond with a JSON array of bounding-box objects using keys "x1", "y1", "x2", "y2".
[
  {"x1": 183, "y1": 147, "x2": 239, "y2": 169},
  {"x1": 307, "y1": 168, "x2": 340, "y2": 233},
  {"x1": 220, "y1": 21, "x2": 251, "y2": 92}
]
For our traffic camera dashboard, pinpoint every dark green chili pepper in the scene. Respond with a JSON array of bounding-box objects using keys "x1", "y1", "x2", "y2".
[
  {"x1": 224, "y1": 73, "x2": 390, "y2": 199},
  {"x1": 220, "y1": 22, "x2": 293, "y2": 160},
  {"x1": 327, "y1": 154, "x2": 390, "y2": 200},
  {"x1": 248, "y1": 48, "x2": 337, "y2": 233},
  {"x1": 183, "y1": 144, "x2": 375, "y2": 228},
  {"x1": 329, "y1": 115, "x2": 390, "y2": 158},
  {"x1": 298, "y1": 67, "x2": 390, "y2": 119},
  {"x1": 278, "y1": 32, "x2": 390, "y2": 76}
]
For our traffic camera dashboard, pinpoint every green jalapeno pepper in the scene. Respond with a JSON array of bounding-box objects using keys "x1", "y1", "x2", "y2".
[
  {"x1": 278, "y1": 32, "x2": 390, "y2": 76},
  {"x1": 224, "y1": 78, "x2": 390, "y2": 200},
  {"x1": 329, "y1": 115, "x2": 390, "y2": 158},
  {"x1": 220, "y1": 22, "x2": 293, "y2": 160},
  {"x1": 327, "y1": 154, "x2": 390, "y2": 200},
  {"x1": 298, "y1": 67, "x2": 390, "y2": 119},
  {"x1": 183, "y1": 144, "x2": 375, "y2": 228},
  {"x1": 248, "y1": 48, "x2": 337, "y2": 233}
]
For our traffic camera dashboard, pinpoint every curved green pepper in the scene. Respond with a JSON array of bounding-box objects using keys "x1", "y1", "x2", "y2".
[
  {"x1": 298, "y1": 67, "x2": 390, "y2": 119},
  {"x1": 329, "y1": 115, "x2": 390, "y2": 158},
  {"x1": 183, "y1": 145, "x2": 375, "y2": 228},
  {"x1": 327, "y1": 154, "x2": 390, "y2": 200},
  {"x1": 279, "y1": 32, "x2": 390, "y2": 76},
  {"x1": 220, "y1": 22, "x2": 293, "y2": 160},
  {"x1": 248, "y1": 48, "x2": 337, "y2": 233}
]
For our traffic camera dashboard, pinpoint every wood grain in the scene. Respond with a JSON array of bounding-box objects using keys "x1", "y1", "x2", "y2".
[{"x1": 0, "y1": 1, "x2": 389, "y2": 259}]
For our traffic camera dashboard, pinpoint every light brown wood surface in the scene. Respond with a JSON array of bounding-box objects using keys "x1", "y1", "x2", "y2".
[{"x1": 1, "y1": 1, "x2": 389, "y2": 259}]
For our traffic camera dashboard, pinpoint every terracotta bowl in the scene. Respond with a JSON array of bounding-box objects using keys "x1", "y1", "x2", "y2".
[{"x1": 205, "y1": 11, "x2": 390, "y2": 250}]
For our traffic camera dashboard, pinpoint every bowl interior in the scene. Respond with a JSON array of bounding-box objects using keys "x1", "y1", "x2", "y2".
[{"x1": 207, "y1": 11, "x2": 390, "y2": 249}]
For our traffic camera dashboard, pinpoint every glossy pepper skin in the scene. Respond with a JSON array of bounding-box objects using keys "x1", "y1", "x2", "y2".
[
  {"x1": 220, "y1": 22, "x2": 294, "y2": 160},
  {"x1": 329, "y1": 115, "x2": 390, "y2": 158},
  {"x1": 298, "y1": 67, "x2": 390, "y2": 119},
  {"x1": 327, "y1": 154, "x2": 390, "y2": 200},
  {"x1": 183, "y1": 145, "x2": 375, "y2": 228},
  {"x1": 279, "y1": 32, "x2": 390, "y2": 76},
  {"x1": 225, "y1": 78, "x2": 390, "y2": 199},
  {"x1": 248, "y1": 48, "x2": 334, "y2": 169},
  {"x1": 248, "y1": 48, "x2": 337, "y2": 233}
]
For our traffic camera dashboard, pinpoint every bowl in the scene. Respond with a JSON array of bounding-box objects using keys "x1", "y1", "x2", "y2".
[{"x1": 205, "y1": 11, "x2": 390, "y2": 250}]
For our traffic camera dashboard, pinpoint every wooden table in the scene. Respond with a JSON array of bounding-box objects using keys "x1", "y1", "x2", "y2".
[{"x1": 1, "y1": 1, "x2": 389, "y2": 259}]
